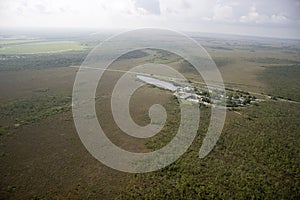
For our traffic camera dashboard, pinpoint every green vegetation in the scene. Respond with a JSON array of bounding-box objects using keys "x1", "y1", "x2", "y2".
[
  {"x1": 0, "y1": 125, "x2": 10, "y2": 136},
  {"x1": 259, "y1": 65, "x2": 300, "y2": 101},
  {"x1": 0, "y1": 39, "x2": 41, "y2": 45},
  {"x1": 144, "y1": 98, "x2": 181, "y2": 151},
  {"x1": 179, "y1": 56, "x2": 234, "y2": 74},
  {"x1": 179, "y1": 60, "x2": 198, "y2": 74},
  {"x1": 207, "y1": 46, "x2": 233, "y2": 51},
  {"x1": 0, "y1": 51, "x2": 88, "y2": 71},
  {"x1": 118, "y1": 100, "x2": 300, "y2": 199},
  {"x1": 33, "y1": 88, "x2": 50, "y2": 93},
  {"x1": 148, "y1": 49, "x2": 182, "y2": 64},
  {"x1": 213, "y1": 56, "x2": 234, "y2": 68},
  {"x1": 0, "y1": 35, "x2": 299, "y2": 199},
  {"x1": 0, "y1": 41, "x2": 88, "y2": 54},
  {"x1": 226, "y1": 92, "x2": 257, "y2": 107},
  {"x1": 0, "y1": 93, "x2": 72, "y2": 129},
  {"x1": 118, "y1": 50, "x2": 149, "y2": 60},
  {"x1": 0, "y1": 39, "x2": 91, "y2": 71},
  {"x1": 246, "y1": 57, "x2": 300, "y2": 65}
]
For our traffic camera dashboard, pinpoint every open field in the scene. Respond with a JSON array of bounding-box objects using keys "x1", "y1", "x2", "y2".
[
  {"x1": 0, "y1": 39, "x2": 41, "y2": 45},
  {"x1": 0, "y1": 41, "x2": 89, "y2": 54},
  {"x1": 0, "y1": 35, "x2": 299, "y2": 199}
]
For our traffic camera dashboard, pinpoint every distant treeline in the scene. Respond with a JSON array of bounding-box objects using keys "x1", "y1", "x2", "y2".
[
  {"x1": 117, "y1": 49, "x2": 149, "y2": 60},
  {"x1": 246, "y1": 57, "x2": 300, "y2": 65},
  {"x1": 0, "y1": 51, "x2": 89, "y2": 71}
]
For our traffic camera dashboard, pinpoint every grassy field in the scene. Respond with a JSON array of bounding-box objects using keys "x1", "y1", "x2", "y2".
[
  {"x1": 0, "y1": 39, "x2": 42, "y2": 45},
  {"x1": 0, "y1": 41, "x2": 88, "y2": 54}
]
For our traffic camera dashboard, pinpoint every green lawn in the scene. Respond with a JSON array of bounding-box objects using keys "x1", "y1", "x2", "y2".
[{"x1": 0, "y1": 41, "x2": 88, "y2": 54}]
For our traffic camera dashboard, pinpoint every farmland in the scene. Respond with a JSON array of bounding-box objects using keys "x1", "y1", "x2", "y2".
[
  {"x1": 0, "y1": 39, "x2": 41, "y2": 45},
  {"x1": 0, "y1": 40, "x2": 89, "y2": 54}
]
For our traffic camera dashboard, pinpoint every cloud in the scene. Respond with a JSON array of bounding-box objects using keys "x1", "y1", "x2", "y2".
[
  {"x1": 0, "y1": 0, "x2": 299, "y2": 38},
  {"x1": 181, "y1": 0, "x2": 191, "y2": 9},
  {"x1": 240, "y1": 5, "x2": 289, "y2": 24},
  {"x1": 271, "y1": 14, "x2": 288, "y2": 23},
  {"x1": 134, "y1": 0, "x2": 160, "y2": 15},
  {"x1": 212, "y1": 3, "x2": 234, "y2": 21},
  {"x1": 239, "y1": 5, "x2": 267, "y2": 23}
]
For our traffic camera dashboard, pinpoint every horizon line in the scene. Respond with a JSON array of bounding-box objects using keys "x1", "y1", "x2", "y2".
[{"x1": 0, "y1": 26, "x2": 300, "y2": 41}]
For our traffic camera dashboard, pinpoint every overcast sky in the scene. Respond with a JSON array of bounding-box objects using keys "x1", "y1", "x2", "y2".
[{"x1": 0, "y1": 0, "x2": 300, "y2": 39}]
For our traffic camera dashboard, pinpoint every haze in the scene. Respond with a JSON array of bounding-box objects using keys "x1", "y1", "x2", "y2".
[{"x1": 0, "y1": 0, "x2": 300, "y2": 39}]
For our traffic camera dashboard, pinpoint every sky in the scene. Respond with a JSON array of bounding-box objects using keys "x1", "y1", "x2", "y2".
[{"x1": 0, "y1": 0, "x2": 300, "y2": 39}]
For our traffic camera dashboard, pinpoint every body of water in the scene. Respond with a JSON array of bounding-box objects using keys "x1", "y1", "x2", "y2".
[{"x1": 137, "y1": 75, "x2": 179, "y2": 92}]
